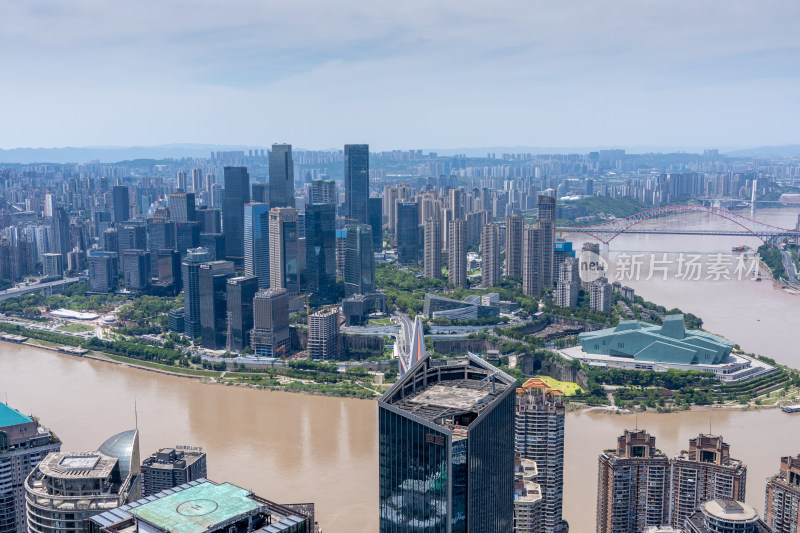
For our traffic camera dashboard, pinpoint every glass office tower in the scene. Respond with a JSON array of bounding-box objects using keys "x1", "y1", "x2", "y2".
[{"x1": 378, "y1": 354, "x2": 515, "y2": 532}]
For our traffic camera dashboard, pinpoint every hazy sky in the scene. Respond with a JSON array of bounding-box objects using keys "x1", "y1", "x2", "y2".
[{"x1": 1, "y1": 0, "x2": 799, "y2": 151}]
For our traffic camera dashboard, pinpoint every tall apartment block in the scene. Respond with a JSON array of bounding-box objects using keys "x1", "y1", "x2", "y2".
[
  {"x1": 537, "y1": 195, "x2": 556, "y2": 287},
  {"x1": 506, "y1": 213, "x2": 524, "y2": 278},
  {"x1": 140, "y1": 447, "x2": 207, "y2": 497},
  {"x1": 423, "y1": 216, "x2": 442, "y2": 280},
  {"x1": 344, "y1": 144, "x2": 370, "y2": 226},
  {"x1": 344, "y1": 224, "x2": 374, "y2": 297},
  {"x1": 251, "y1": 288, "x2": 290, "y2": 357},
  {"x1": 670, "y1": 434, "x2": 747, "y2": 528},
  {"x1": 597, "y1": 429, "x2": 670, "y2": 533},
  {"x1": 269, "y1": 207, "x2": 299, "y2": 296},
  {"x1": 379, "y1": 354, "x2": 516, "y2": 532},
  {"x1": 555, "y1": 258, "x2": 579, "y2": 308},
  {"x1": 268, "y1": 144, "x2": 294, "y2": 209},
  {"x1": 514, "y1": 457, "x2": 543, "y2": 533},
  {"x1": 516, "y1": 385, "x2": 568, "y2": 533},
  {"x1": 25, "y1": 430, "x2": 141, "y2": 532},
  {"x1": 182, "y1": 247, "x2": 210, "y2": 339},
  {"x1": 766, "y1": 454, "x2": 800, "y2": 532},
  {"x1": 448, "y1": 218, "x2": 467, "y2": 288},
  {"x1": 481, "y1": 222, "x2": 501, "y2": 288},
  {"x1": 589, "y1": 277, "x2": 612, "y2": 312},
  {"x1": 222, "y1": 166, "x2": 250, "y2": 264},
  {"x1": 0, "y1": 403, "x2": 61, "y2": 533},
  {"x1": 308, "y1": 308, "x2": 340, "y2": 360},
  {"x1": 522, "y1": 225, "x2": 544, "y2": 297}
]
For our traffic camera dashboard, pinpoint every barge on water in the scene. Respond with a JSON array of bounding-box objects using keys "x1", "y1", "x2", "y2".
[{"x1": 781, "y1": 405, "x2": 800, "y2": 413}]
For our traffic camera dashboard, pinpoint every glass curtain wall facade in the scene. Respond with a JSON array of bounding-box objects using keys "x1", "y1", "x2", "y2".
[{"x1": 379, "y1": 354, "x2": 515, "y2": 533}]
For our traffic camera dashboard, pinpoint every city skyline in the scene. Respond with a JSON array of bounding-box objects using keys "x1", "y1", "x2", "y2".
[{"x1": 2, "y1": 1, "x2": 799, "y2": 150}]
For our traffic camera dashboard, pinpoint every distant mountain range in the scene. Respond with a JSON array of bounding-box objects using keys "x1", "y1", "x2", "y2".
[
  {"x1": 0, "y1": 144, "x2": 262, "y2": 164},
  {"x1": 1, "y1": 143, "x2": 798, "y2": 164}
]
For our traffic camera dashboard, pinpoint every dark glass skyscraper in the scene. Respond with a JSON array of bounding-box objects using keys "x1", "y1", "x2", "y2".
[
  {"x1": 244, "y1": 203, "x2": 271, "y2": 289},
  {"x1": 345, "y1": 144, "x2": 369, "y2": 225},
  {"x1": 199, "y1": 260, "x2": 235, "y2": 349},
  {"x1": 305, "y1": 203, "x2": 336, "y2": 303},
  {"x1": 112, "y1": 185, "x2": 130, "y2": 223},
  {"x1": 170, "y1": 192, "x2": 196, "y2": 223},
  {"x1": 379, "y1": 354, "x2": 516, "y2": 532},
  {"x1": 49, "y1": 206, "x2": 71, "y2": 261},
  {"x1": 182, "y1": 247, "x2": 210, "y2": 339},
  {"x1": 223, "y1": 166, "x2": 250, "y2": 264},
  {"x1": 396, "y1": 202, "x2": 420, "y2": 264},
  {"x1": 269, "y1": 144, "x2": 294, "y2": 209},
  {"x1": 226, "y1": 275, "x2": 259, "y2": 352},
  {"x1": 345, "y1": 224, "x2": 374, "y2": 298},
  {"x1": 369, "y1": 196, "x2": 383, "y2": 252}
]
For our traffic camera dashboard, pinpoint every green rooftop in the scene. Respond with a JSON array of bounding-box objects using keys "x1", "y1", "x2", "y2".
[
  {"x1": 0, "y1": 403, "x2": 33, "y2": 428},
  {"x1": 128, "y1": 482, "x2": 263, "y2": 533}
]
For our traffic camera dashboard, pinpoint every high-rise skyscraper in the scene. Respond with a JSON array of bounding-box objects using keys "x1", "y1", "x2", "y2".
[
  {"x1": 244, "y1": 203, "x2": 271, "y2": 289},
  {"x1": 191, "y1": 167, "x2": 203, "y2": 193},
  {"x1": 766, "y1": 454, "x2": 800, "y2": 532},
  {"x1": 396, "y1": 202, "x2": 420, "y2": 264},
  {"x1": 345, "y1": 144, "x2": 369, "y2": 225},
  {"x1": 88, "y1": 250, "x2": 119, "y2": 293},
  {"x1": 506, "y1": 213, "x2": 524, "y2": 278},
  {"x1": 423, "y1": 216, "x2": 442, "y2": 280},
  {"x1": 226, "y1": 275, "x2": 259, "y2": 352},
  {"x1": 250, "y1": 288, "x2": 290, "y2": 357},
  {"x1": 308, "y1": 308, "x2": 340, "y2": 360},
  {"x1": 140, "y1": 447, "x2": 207, "y2": 498},
  {"x1": 310, "y1": 179, "x2": 336, "y2": 206},
  {"x1": 176, "y1": 170, "x2": 187, "y2": 191},
  {"x1": 305, "y1": 203, "x2": 336, "y2": 302},
  {"x1": 117, "y1": 221, "x2": 147, "y2": 253},
  {"x1": 344, "y1": 224, "x2": 374, "y2": 298},
  {"x1": 481, "y1": 222, "x2": 500, "y2": 288},
  {"x1": 555, "y1": 258, "x2": 580, "y2": 308},
  {"x1": 369, "y1": 196, "x2": 383, "y2": 252},
  {"x1": 112, "y1": 185, "x2": 130, "y2": 223},
  {"x1": 49, "y1": 206, "x2": 71, "y2": 261},
  {"x1": 670, "y1": 434, "x2": 747, "y2": 528},
  {"x1": 222, "y1": 166, "x2": 250, "y2": 264},
  {"x1": 268, "y1": 207, "x2": 299, "y2": 296},
  {"x1": 522, "y1": 225, "x2": 545, "y2": 297},
  {"x1": 182, "y1": 247, "x2": 210, "y2": 339},
  {"x1": 121, "y1": 249, "x2": 151, "y2": 291},
  {"x1": 0, "y1": 402, "x2": 61, "y2": 533},
  {"x1": 25, "y1": 430, "x2": 141, "y2": 533},
  {"x1": 169, "y1": 192, "x2": 196, "y2": 223},
  {"x1": 537, "y1": 195, "x2": 556, "y2": 287},
  {"x1": 174, "y1": 221, "x2": 200, "y2": 257},
  {"x1": 269, "y1": 144, "x2": 294, "y2": 209},
  {"x1": 379, "y1": 354, "x2": 516, "y2": 532},
  {"x1": 199, "y1": 260, "x2": 235, "y2": 349},
  {"x1": 448, "y1": 218, "x2": 467, "y2": 288},
  {"x1": 597, "y1": 429, "x2": 670, "y2": 533},
  {"x1": 251, "y1": 182, "x2": 268, "y2": 204},
  {"x1": 516, "y1": 385, "x2": 568, "y2": 533}
]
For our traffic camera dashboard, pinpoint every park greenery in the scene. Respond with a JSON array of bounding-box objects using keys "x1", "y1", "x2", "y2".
[{"x1": 758, "y1": 243, "x2": 786, "y2": 279}]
